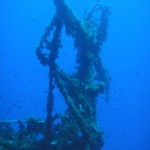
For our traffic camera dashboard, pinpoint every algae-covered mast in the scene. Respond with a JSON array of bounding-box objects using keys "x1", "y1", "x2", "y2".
[{"x1": 36, "y1": 0, "x2": 111, "y2": 149}]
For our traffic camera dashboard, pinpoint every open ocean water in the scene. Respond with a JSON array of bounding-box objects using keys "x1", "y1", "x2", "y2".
[{"x1": 0, "y1": 0, "x2": 150, "y2": 150}]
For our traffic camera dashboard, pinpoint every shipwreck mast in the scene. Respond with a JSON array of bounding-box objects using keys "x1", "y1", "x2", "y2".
[{"x1": 36, "y1": 0, "x2": 111, "y2": 149}]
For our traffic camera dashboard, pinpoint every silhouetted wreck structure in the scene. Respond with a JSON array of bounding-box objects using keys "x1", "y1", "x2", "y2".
[{"x1": 0, "y1": 0, "x2": 111, "y2": 149}]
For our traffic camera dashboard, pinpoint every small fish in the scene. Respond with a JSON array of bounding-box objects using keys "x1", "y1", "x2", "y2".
[{"x1": 50, "y1": 140, "x2": 57, "y2": 145}]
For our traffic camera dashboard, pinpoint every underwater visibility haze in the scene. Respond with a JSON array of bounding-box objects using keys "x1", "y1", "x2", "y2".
[{"x1": 0, "y1": 0, "x2": 150, "y2": 150}]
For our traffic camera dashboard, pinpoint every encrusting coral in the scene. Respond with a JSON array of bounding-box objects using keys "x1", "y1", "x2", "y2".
[
  {"x1": 0, "y1": 0, "x2": 111, "y2": 150},
  {"x1": 36, "y1": 0, "x2": 111, "y2": 149}
]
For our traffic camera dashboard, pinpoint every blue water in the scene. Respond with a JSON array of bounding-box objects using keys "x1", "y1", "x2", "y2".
[{"x1": 0, "y1": 0, "x2": 150, "y2": 150}]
